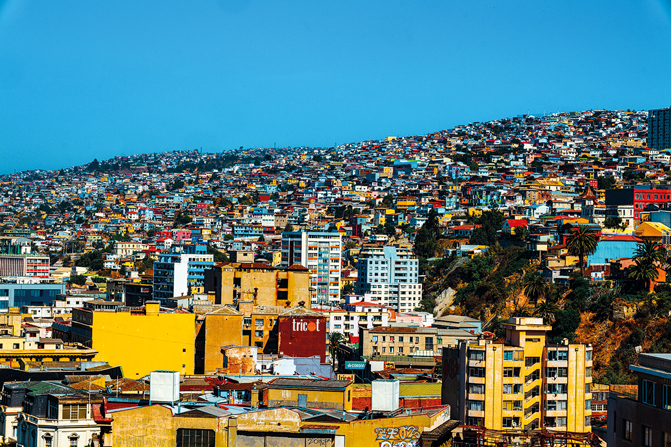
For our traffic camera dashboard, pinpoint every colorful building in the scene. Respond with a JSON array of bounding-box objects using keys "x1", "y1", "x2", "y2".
[
  {"x1": 442, "y1": 317, "x2": 593, "y2": 433},
  {"x1": 70, "y1": 301, "x2": 195, "y2": 378}
]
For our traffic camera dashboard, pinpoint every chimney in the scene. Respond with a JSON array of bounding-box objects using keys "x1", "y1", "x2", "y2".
[{"x1": 146, "y1": 301, "x2": 160, "y2": 316}]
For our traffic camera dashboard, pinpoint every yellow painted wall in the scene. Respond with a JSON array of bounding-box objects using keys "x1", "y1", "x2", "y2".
[
  {"x1": 266, "y1": 384, "x2": 353, "y2": 411},
  {"x1": 204, "y1": 313, "x2": 244, "y2": 374},
  {"x1": 91, "y1": 304, "x2": 195, "y2": 378},
  {"x1": 106, "y1": 404, "x2": 236, "y2": 447}
]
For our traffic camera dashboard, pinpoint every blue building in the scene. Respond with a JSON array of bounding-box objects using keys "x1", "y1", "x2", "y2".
[
  {"x1": 0, "y1": 282, "x2": 66, "y2": 310},
  {"x1": 153, "y1": 244, "x2": 214, "y2": 302},
  {"x1": 586, "y1": 235, "x2": 641, "y2": 267}
]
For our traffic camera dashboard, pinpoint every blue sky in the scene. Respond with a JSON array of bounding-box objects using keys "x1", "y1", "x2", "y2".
[{"x1": 1, "y1": 0, "x2": 670, "y2": 173}]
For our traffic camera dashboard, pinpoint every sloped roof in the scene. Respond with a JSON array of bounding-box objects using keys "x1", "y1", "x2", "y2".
[{"x1": 280, "y1": 307, "x2": 323, "y2": 317}]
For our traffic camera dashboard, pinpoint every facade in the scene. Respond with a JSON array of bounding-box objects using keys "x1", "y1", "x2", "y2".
[
  {"x1": 277, "y1": 307, "x2": 327, "y2": 363},
  {"x1": 265, "y1": 378, "x2": 353, "y2": 411},
  {"x1": 354, "y1": 245, "x2": 422, "y2": 312},
  {"x1": 649, "y1": 106, "x2": 671, "y2": 150},
  {"x1": 442, "y1": 317, "x2": 593, "y2": 433},
  {"x1": 70, "y1": 301, "x2": 195, "y2": 378},
  {"x1": 16, "y1": 393, "x2": 104, "y2": 447},
  {"x1": 0, "y1": 282, "x2": 65, "y2": 311},
  {"x1": 153, "y1": 244, "x2": 213, "y2": 303},
  {"x1": 359, "y1": 326, "x2": 478, "y2": 358},
  {"x1": 201, "y1": 306, "x2": 244, "y2": 374},
  {"x1": 606, "y1": 186, "x2": 671, "y2": 220},
  {"x1": 280, "y1": 231, "x2": 342, "y2": 307},
  {"x1": 0, "y1": 255, "x2": 50, "y2": 278},
  {"x1": 205, "y1": 262, "x2": 310, "y2": 308},
  {"x1": 606, "y1": 353, "x2": 671, "y2": 447}
]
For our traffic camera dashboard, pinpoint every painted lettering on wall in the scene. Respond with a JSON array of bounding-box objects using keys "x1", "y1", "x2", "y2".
[
  {"x1": 307, "y1": 438, "x2": 331, "y2": 446},
  {"x1": 292, "y1": 319, "x2": 321, "y2": 332},
  {"x1": 375, "y1": 425, "x2": 420, "y2": 447}
]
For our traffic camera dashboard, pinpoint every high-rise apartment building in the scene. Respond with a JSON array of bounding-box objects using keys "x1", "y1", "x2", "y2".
[
  {"x1": 442, "y1": 317, "x2": 593, "y2": 433},
  {"x1": 354, "y1": 245, "x2": 422, "y2": 312},
  {"x1": 0, "y1": 254, "x2": 50, "y2": 278},
  {"x1": 649, "y1": 107, "x2": 671, "y2": 150},
  {"x1": 606, "y1": 353, "x2": 671, "y2": 447},
  {"x1": 280, "y1": 231, "x2": 341, "y2": 307},
  {"x1": 153, "y1": 244, "x2": 213, "y2": 303}
]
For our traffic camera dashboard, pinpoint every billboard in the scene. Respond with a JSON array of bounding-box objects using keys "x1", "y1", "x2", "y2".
[{"x1": 278, "y1": 315, "x2": 327, "y2": 363}]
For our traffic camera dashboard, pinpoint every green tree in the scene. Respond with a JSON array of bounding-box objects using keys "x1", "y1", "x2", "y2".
[
  {"x1": 382, "y1": 194, "x2": 394, "y2": 208},
  {"x1": 533, "y1": 300, "x2": 559, "y2": 324},
  {"x1": 597, "y1": 175, "x2": 617, "y2": 190},
  {"x1": 469, "y1": 209, "x2": 506, "y2": 246},
  {"x1": 630, "y1": 241, "x2": 666, "y2": 292},
  {"x1": 414, "y1": 209, "x2": 442, "y2": 259},
  {"x1": 603, "y1": 216, "x2": 623, "y2": 230},
  {"x1": 523, "y1": 271, "x2": 548, "y2": 306},
  {"x1": 68, "y1": 274, "x2": 87, "y2": 286},
  {"x1": 565, "y1": 226, "x2": 599, "y2": 277},
  {"x1": 329, "y1": 331, "x2": 346, "y2": 365},
  {"x1": 207, "y1": 245, "x2": 229, "y2": 263}
]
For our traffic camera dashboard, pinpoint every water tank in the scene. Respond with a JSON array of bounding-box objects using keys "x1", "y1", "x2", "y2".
[
  {"x1": 149, "y1": 370, "x2": 180, "y2": 404},
  {"x1": 371, "y1": 379, "x2": 399, "y2": 412}
]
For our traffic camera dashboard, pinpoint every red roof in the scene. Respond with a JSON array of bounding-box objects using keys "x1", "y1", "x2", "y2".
[{"x1": 505, "y1": 219, "x2": 528, "y2": 227}]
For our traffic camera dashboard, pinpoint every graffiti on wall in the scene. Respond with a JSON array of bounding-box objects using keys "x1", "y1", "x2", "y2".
[{"x1": 375, "y1": 425, "x2": 420, "y2": 447}]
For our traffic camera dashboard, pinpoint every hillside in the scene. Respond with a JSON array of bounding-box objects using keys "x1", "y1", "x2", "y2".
[{"x1": 423, "y1": 245, "x2": 671, "y2": 384}]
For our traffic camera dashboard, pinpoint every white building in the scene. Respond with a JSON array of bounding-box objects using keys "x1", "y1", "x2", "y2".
[
  {"x1": 280, "y1": 231, "x2": 342, "y2": 307},
  {"x1": 354, "y1": 245, "x2": 422, "y2": 312}
]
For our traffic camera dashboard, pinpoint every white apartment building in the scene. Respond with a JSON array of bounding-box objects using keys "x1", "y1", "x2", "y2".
[
  {"x1": 354, "y1": 245, "x2": 422, "y2": 312},
  {"x1": 280, "y1": 231, "x2": 342, "y2": 307}
]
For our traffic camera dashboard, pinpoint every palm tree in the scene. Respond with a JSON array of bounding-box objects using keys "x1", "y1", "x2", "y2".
[
  {"x1": 533, "y1": 300, "x2": 559, "y2": 324},
  {"x1": 565, "y1": 226, "x2": 599, "y2": 277},
  {"x1": 329, "y1": 331, "x2": 346, "y2": 366},
  {"x1": 634, "y1": 240, "x2": 667, "y2": 266},
  {"x1": 523, "y1": 271, "x2": 548, "y2": 306},
  {"x1": 628, "y1": 259, "x2": 659, "y2": 293}
]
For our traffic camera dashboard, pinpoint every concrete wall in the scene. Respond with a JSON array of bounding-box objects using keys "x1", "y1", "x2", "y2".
[{"x1": 92, "y1": 307, "x2": 195, "y2": 378}]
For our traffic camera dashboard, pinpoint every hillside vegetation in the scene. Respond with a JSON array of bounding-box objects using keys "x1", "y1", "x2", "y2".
[{"x1": 421, "y1": 246, "x2": 671, "y2": 384}]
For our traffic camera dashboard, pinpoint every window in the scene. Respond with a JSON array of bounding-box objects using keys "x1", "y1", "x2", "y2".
[
  {"x1": 624, "y1": 420, "x2": 633, "y2": 441},
  {"x1": 69, "y1": 437, "x2": 77, "y2": 447},
  {"x1": 176, "y1": 429, "x2": 215, "y2": 447},
  {"x1": 254, "y1": 330, "x2": 263, "y2": 338},
  {"x1": 664, "y1": 385, "x2": 671, "y2": 410},
  {"x1": 398, "y1": 347, "x2": 403, "y2": 354},
  {"x1": 546, "y1": 384, "x2": 567, "y2": 394},
  {"x1": 389, "y1": 347, "x2": 394, "y2": 354},
  {"x1": 546, "y1": 400, "x2": 567, "y2": 411},
  {"x1": 585, "y1": 399, "x2": 591, "y2": 410},
  {"x1": 255, "y1": 319, "x2": 263, "y2": 327},
  {"x1": 642, "y1": 426, "x2": 653, "y2": 447},
  {"x1": 664, "y1": 432, "x2": 671, "y2": 447},
  {"x1": 504, "y1": 351, "x2": 513, "y2": 361},
  {"x1": 398, "y1": 336, "x2": 403, "y2": 342},
  {"x1": 62, "y1": 404, "x2": 87, "y2": 420},
  {"x1": 586, "y1": 350, "x2": 592, "y2": 361},
  {"x1": 469, "y1": 384, "x2": 485, "y2": 394},
  {"x1": 502, "y1": 417, "x2": 519, "y2": 428},
  {"x1": 468, "y1": 350, "x2": 485, "y2": 361},
  {"x1": 469, "y1": 367, "x2": 485, "y2": 378},
  {"x1": 643, "y1": 379, "x2": 656, "y2": 406},
  {"x1": 44, "y1": 436, "x2": 52, "y2": 447},
  {"x1": 503, "y1": 367, "x2": 520, "y2": 377},
  {"x1": 467, "y1": 400, "x2": 484, "y2": 411},
  {"x1": 503, "y1": 384, "x2": 520, "y2": 394},
  {"x1": 546, "y1": 350, "x2": 568, "y2": 361}
]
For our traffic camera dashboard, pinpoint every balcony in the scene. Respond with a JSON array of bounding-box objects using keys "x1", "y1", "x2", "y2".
[
  {"x1": 524, "y1": 386, "x2": 540, "y2": 403},
  {"x1": 524, "y1": 402, "x2": 539, "y2": 419}
]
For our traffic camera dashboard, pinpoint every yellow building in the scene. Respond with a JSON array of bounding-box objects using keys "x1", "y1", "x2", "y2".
[
  {"x1": 206, "y1": 262, "x2": 310, "y2": 308},
  {"x1": 202, "y1": 306, "x2": 244, "y2": 374},
  {"x1": 103, "y1": 404, "x2": 237, "y2": 447},
  {"x1": 635, "y1": 221, "x2": 671, "y2": 244},
  {"x1": 265, "y1": 378, "x2": 353, "y2": 411},
  {"x1": 71, "y1": 301, "x2": 195, "y2": 378},
  {"x1": 442, "y1": 317, "x2": 592, "y2": 433}
]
